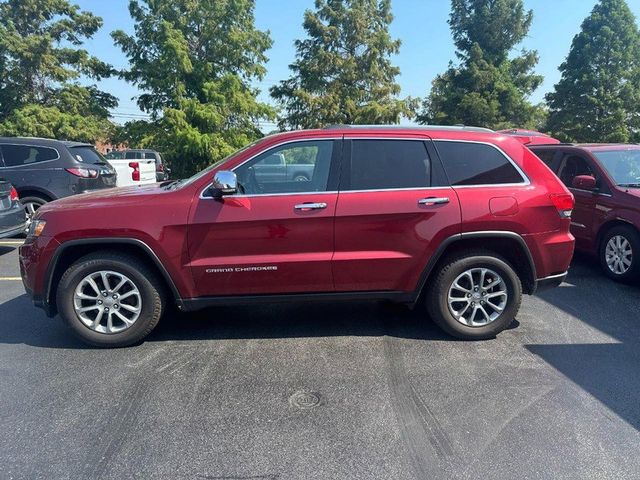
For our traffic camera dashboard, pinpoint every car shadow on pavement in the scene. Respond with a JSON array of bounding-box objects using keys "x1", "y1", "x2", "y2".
[
  {"x1": 0, "y1": 245, "x2": 16, "y2": 256},
  {"x1": 0, "y1": 293, "x2": 454, "y2": 349},
  {"x1": 529, "y1": 254, "x2": 640, "y2": 431}
]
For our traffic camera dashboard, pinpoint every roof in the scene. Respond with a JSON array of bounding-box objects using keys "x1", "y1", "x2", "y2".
[
  {"x1": 324, "y1": 124, "x2": 494, "y2": 133},
  {"x1": 0, "y1": 137, "x2": 95, "y2": 148}
]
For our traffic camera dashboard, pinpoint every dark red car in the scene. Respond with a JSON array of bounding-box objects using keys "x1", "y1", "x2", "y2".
[
  {"x1": 529, "y1": 143, "x2": 640, "y2": 282},
  {"x1": 19, "y1": 126, "x2": 575, "y2": 347}
]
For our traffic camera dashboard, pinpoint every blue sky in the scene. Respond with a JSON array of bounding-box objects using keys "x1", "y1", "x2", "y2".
[{"x1": 75, "y1": 0, "x2": 640, "y2": 127}]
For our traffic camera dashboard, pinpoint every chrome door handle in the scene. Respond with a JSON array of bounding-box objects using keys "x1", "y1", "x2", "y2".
[
  {"x1": 418, "y1": 197, "x2": 450, "y2": 206},
  {"x1": 294, "y1": 202, "x2": 327, "y2": 211}
]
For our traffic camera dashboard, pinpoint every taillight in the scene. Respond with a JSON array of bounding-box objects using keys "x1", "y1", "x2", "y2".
[
  {"x1": 550, "y1": 193, "x2": 574, "y2": 219},
  {"x1": 129, "y1": 162, "x2": 140, "y2": 181},
  {"x1": 9, "y1": 187, "x2": 18, "y2": 201},
  {"x1": 66, "y1": 168, "x2": 98, "y2": 178},
  {"x1": 157, "y1": 163, "x2": 164, "y2": 172}
]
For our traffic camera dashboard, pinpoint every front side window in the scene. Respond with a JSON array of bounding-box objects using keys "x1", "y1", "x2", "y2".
[
  {"x1": 234, "y1": 140, "x2": 334, "y2": 195},
  {"x1": 435, "y1": 141, "x2": 524, "y2": 186},
  {"x1": 593, "y1": 150, "x2": 640, "y2": 187},
  {"x1": 532, "y1": 149, "x2": 557, "y2": 168},
  {"x1": 347, "y1": 140, "x2": 431, "y2": 190},
  {"x1": 0, "y1": 144, "x2": 58, "y2": 167},
  {"x1": 558, "y1": 155, "x2": 596, "y2": 188}
]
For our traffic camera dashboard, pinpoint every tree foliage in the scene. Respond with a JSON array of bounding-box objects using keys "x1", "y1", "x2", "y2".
[
  {"x1": 271, "y1": 0, "x2": 413, "y2": 130},
  {"x1": 113, "y1": 0, "x2": 274, "y2": 178},
  {"x1": 546, "y1": 0, "x2": 640, "y2": 143},
  {"x1": 0, "y1": 0, "x2": 115, "y2": 141},
  {"x1": 418, "y1": 0, "x2": 544, "y2": 130}
]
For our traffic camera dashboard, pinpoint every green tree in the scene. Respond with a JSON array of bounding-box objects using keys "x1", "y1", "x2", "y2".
[
  {"x1": 271, "y1": 0, "x2": 413, "y2": 130},
  {"x1": 418, "y1": 0, "x2": 544, "y2": 130},
  {"x1": 0, "y1": 0, "x2": 115, "y2": 140},
  {"x1": 546, "y1": 0, "x2": 640, "y2": 143},
  {"x1": 113, "y1": 0, "x2": 274, "y2": 177}
]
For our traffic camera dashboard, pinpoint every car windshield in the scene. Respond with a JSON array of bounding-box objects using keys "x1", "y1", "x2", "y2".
[
  {"x1": 71, "y1": 146, "x2": 108, "y2": 165},
  {"x1": 593, "y1": 149, "x2": 640, "y2": 187},
  {"x1": 175, "y1": 138, "x2": 264, "y2": 188}
]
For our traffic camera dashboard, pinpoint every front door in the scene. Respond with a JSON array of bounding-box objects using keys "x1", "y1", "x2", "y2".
[
  {"x1": 187, "y1": 139, "x2": 341, "y2": 297},
  {"x1": 332, "y1": 138, "x2": 461, "y2": 293},
  {"x1": 557, "y1": 153, "x2": 599, "y2": 250}
]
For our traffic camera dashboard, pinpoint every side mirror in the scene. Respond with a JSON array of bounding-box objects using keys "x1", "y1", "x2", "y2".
[
  {"x1": 572, "y1": 175, "x2": 597, "y2": 191},
  {"x1": 210, "y1": 170, "x2": 238, "y2": 198}
]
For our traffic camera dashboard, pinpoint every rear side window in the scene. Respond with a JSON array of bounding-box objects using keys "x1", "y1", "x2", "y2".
[
  {"x1": 435, "y1": 141, "x2": 524, "y2": 186},
  {"x1": 532, "y1": 149, "x2": 557, "y2": 168},
  {"x1": 348, "y1": 140, "x2": 431, "y2": 190},
  {"x1": 71, "y1": 147, "x2": 107, "y2": 165},
  {"x1": 0, "y1": 144, "x2": 58, "y2": 167}
]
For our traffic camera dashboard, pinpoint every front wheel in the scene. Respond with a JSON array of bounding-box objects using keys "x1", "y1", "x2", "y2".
[
  {"x1": 600, "y1": 225, "x2": 640, "y2": 282},
  {"x1": 56, "y1": 251, "x2": 166, "y2": 347},
  {"x1": 426, "y1": 252, "x2": 522, "y2": 340}
]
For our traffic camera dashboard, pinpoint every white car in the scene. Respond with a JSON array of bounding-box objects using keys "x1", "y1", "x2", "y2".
[{"x1": 103, "y1": 152, "x2": 156, "y2": 187}]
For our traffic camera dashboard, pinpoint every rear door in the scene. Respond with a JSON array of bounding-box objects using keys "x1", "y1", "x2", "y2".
[
  {"x1": 188, "y1": 138, "x2": 341, "y2": 297},
  {"x1": 332, "y1": 137, "x2": 461, "y2": 293}
]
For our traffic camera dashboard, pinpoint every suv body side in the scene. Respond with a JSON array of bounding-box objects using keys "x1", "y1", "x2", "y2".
[
  {"x1": 21, "y1": 128, "x2": 574, "y2": 319},
  {"x1": 0, "y1": 138, "x2": 116, "y2": 201}
]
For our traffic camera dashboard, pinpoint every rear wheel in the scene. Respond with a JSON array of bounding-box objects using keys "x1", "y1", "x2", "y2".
[
  {"x1": 56, "y1": 251, "x2": 166, "y2": 347},
  {"x1": 426, "y1": 252, "x2": 522, "y2": 340},
  {"x1": 599, "y1": 225, "x2": 640, "y2": 282},
  {"x1": 20, "y1": 196, "x2": 47, "y2": 233}
]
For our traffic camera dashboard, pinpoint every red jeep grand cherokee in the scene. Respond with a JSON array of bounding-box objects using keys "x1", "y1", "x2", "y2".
[
  {"x1": 19, "y1": 126, "x2": 575, "y2": 347},
  {"x1": 529, "y1": 143, "x2": 640, "y2": 282}
]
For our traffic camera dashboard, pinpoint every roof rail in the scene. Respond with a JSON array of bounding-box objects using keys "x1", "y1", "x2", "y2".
[{"x1": 322, "y1": 124, "x2": 494, "y2": 133}]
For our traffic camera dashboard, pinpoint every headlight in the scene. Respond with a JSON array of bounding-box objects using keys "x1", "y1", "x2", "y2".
[{"x1": 28, "y1": 219, "x2": 47, "y2": 237}]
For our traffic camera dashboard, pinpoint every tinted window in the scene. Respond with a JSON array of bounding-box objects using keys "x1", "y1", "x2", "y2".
[
  {"x1": 435, "y1": 141, "x2": 524, "y2": 185},
  {"x1": 144, "y1": 152, "x2": 157, "y2": 160},
  {"x1": 558, "y1": 155, "x2": 595, "y2": 188},
  {"x1": 71, "y1": 146, "x2": 107, "y2": 165},
  {"x1": 0, "y1": 144, "x2": 58, "y2": 167},
  {"x1": 348, "y1": 140, "x2": 430, "y2": 190},
  {"x1": 235, "y1": 140, "x2": 334, "y2": 195},
  {"x1": 125, "y1": 151, "x2": 141, "y2": 159},
  {"x1": 532, "y1": 149, "x2": 557, "y2": 168}
]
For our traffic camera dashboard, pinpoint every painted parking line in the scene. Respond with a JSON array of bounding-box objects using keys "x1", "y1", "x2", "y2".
[{"x1": 0, "y1": 277, "x2": 22, "y2": 281}]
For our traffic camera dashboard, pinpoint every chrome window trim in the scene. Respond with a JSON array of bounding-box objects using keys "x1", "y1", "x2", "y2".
[
  {"x1": 432, "y1": 138, "x2": 531, "y2": 187},
  {"x1": 200, "y1": 137, "x2": 342, "y2": 199},
  {"x1": 0, "y1": 143, "x2": 61, "y2": 168},
  {"x1": 199, "y1": 136, "x2": 531, "y2": 199}
]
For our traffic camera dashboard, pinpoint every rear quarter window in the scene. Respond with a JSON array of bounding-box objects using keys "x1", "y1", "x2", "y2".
[
  {"x1": 0, "y1": 144, "x2": 59, "y2": 167},
  {"x1": 435, "y1": 141, "x2": 525, "y2": 186}
]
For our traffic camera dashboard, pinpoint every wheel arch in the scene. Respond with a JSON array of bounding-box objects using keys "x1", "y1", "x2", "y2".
[
  {"x1": 415, "y1": 231, "x2": 538, "y2": 299},
  {"x1": 45, "y1": 238, "x2": 182, "y2": 316},
  {"x1": 17, "y1": 188, "x2": 54, "y2": 202},
  {"x1": 596, "y1": 219, "x2": 639, "y2": 252}
]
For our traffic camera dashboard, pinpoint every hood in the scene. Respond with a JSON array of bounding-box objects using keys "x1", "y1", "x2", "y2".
[
  {"x1": 40, "y1": 183, "x2": 163, "y2": 213},
  {"x1": 622, "y1": 187, "x2": 640, "y2": 200}
]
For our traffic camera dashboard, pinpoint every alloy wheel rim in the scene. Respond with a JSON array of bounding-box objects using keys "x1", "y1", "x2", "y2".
[
  {"x1": 605, "y1": 235, "x2": 633, "y2": 275},
  {"x1": 23, "y1": 202, "x2": 40, "y2": 232},
  {"x1": 447, "y1": 267, "x2": 508, "y2": 327},
  {"x1": 73, "y1": 270, "x2": 142, "y2": 334}
]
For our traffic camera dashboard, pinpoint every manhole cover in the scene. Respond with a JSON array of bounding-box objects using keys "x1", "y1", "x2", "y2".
[{"x1": 289, "y1": 390, "x2": 322, "y2": 410}]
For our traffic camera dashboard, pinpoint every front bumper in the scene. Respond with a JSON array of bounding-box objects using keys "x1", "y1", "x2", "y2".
[
  {"x1": 19, "y1": 235, "x2": 61, "y2": 316},
  {"x1": 533, "y1": 271, "x2": 568, "y2": 293}
]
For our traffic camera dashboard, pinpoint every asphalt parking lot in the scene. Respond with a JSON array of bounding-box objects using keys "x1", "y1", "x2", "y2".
[{"x1": 1, "y1": 240, "x2": 639, "y2": 479}]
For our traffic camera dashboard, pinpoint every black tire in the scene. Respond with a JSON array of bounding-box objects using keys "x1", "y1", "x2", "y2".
[
  {"x1": 599, "y1": 225, "x2": 640, "y2": 282},
  {"x1": 56, "y1": 251, "x2": 166, "y2": 347},
  {"x1": 426, "y1": 251, "x2": 522, "y2": 340}
]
